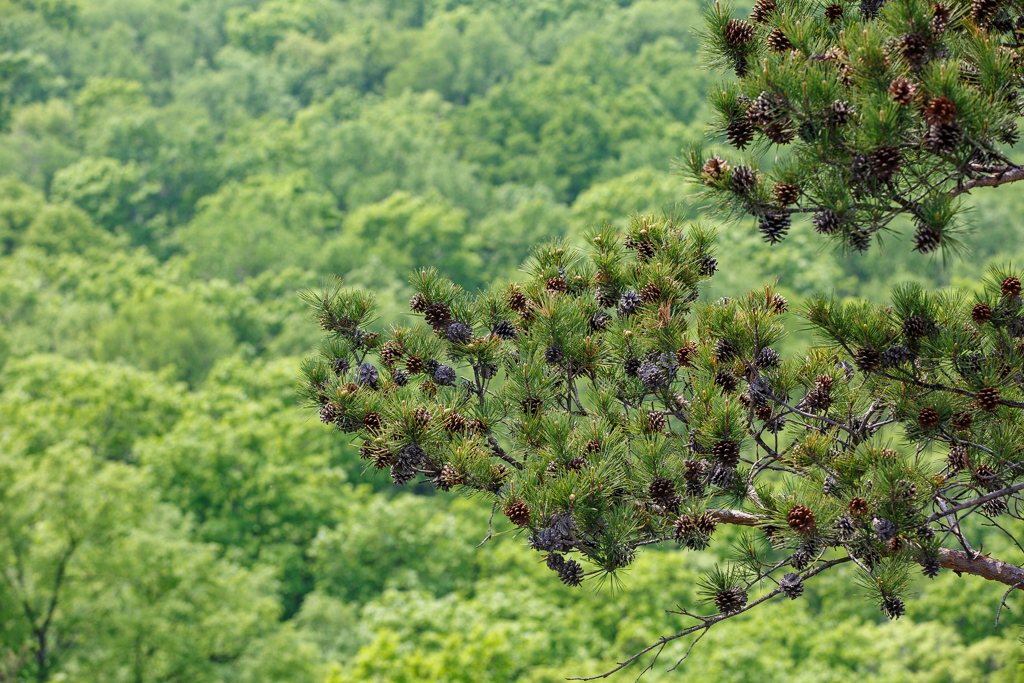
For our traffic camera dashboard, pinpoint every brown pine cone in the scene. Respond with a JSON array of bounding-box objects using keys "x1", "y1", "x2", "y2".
[
  {"x1": 899, "y1": 32, "x2": 929, "y2": 64},
  {"x1": 507, "y1": 288, "x2": 529, "y2": 312},
  {"x1": 639, "y1": 282, "x2": 662, "y2": 303},
  {"x1": 635, "y1": 240, "x2": 656, "y2": 262},
  {"x1": 503, "y1": 500, "x2": 531, "y2": 526},
  {"x1": 787, "y1": 505, "x2": 816, "y2": 534},
  {"x1": 947, "y1": 444, "x2": 969, "y2": 472},
  {"x1": 409, "y1": 293, "x2": 428, "y2": 312},
  {"x1": 379, "y1": 341, "x2": 404, "y2": 366},
  {"x1": 546, "y1": 276, "x2": 568, "y2": 293},
  {"x1": 766, "y1": 28, "x2": 793, "y2": 52},
  {"x1": 362, "y1": 412, "x2": 385, "y2": 433},
  {"x1": 923, "y1": 96, "x2": 956, "y2": 126},
  {"x1": 702, "y1": 156, "x2": 731, "y2": 182},
  {"x1": 724, "y1": 18, "x2": 756, "y2": 46},
  {"x1": 930, "y1": 3, "x2": 950, "y2": 31},
  {"x1": 888, "y1": 77, "x2": 917, "y2": 105},
  {"x1": 917, "y1": 406, "x2": 940, "y2": 430},
  {"x1": 976, "y1": 386, "x2": 1000, "y2": 411},
  {"x1": 751, "y1": 0, "x2": 776, "y2": 23},
  {"x1": 824, "y1": 3, "x2": 844, "y2": 21},
  {"x1": 420, "y1": 380, "x2": 437, "y2": 398},
  {"x1": 848, "y1": 497, "x2": 869, "y2": 516},
  {"x1": 440, "y1": 463, "x2": 465, "y2": 488},
  {"x1": 770, "y1": 293, "x2": 788, "y2": 313},
  {"x1": 773, "y1": 183, "x2": 800, "y2": 206},
  {"x1": 755, "y1": 405, "x2": 773, "y2": 421},
  {"x1": 971, "y1": 302, "x2": 993, "y2": 324},
  {"x1": 424, "y1": 302, "x2": 453, "y2": 328},
  {"x1": 443, "y1": 412, "x2": 467, "y2": 433},
  {"x1": 405, "y1": 355, "x2": 424, "y2": 375},
  {"x1": 1001, "y1": 276, "x2": 1021, "y2": 298},
  {"x1": 676, "y1": 342, "x2": 699, "y2": 367},
  {"x1": 468, "y1": 417, "x2": 487, "y2": 434},
  {"x1": 695, "y1": 512, "x2": 718, "y2": 535},
  {"x1": 646, "y1": 412, "x2": 668, "y2": 433},
  {"x1": 413, "y1": 407, "x2": 432, "y2": 430},
  {"x1": 952, "y1": 410, "x2": 973, "y2": 430},
  {"x1": 870, "y1": 146, "x2": 902, "y2": 181},
  {"x1": 854, "y1": 347, "x2": 881, "y2": 373}
]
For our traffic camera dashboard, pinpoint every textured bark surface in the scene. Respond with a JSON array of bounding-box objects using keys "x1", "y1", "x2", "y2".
[{"x1": 710, "y1": 509, "x2": 1024, "y2": 590}]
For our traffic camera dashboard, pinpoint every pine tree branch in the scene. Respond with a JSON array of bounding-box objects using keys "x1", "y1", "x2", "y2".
[
  {"x1": 707, "y1": 509, "x2": 1024, "y2": 590},
  {"x1": 953, "y1": 166, "x2": 1024, "y2": 196}
]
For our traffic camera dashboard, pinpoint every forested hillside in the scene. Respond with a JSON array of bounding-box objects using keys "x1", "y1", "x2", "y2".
[{"x1": 0, "y1": 0, "x2": 1021, "y2": 680}]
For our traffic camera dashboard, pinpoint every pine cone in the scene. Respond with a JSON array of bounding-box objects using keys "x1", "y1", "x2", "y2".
[
  {"x1": 766, "y1": 28, "x2": 793, "y2": 52},
  {"x1": 405, "y1": 355, "x2": 424, "y2": 375},
  {"x1": 565, "y1": 455, "x2": 586, "y2": 471},
  {"x1": 755, "y1": 346, "x2": 780, "y2": 368},
  {"x1": 392, "y1": 369, "x2": 409, "y2": 386},
  {"x1": 695, "y1": 512, "x2": 718, "y2": 535},
  {"x1": 971, "y1": 0, "x2": 1000, "y2": 23},
  {"x1": 319, "y1": 402, "x2": 339, "y2": 425},
  {"x1": 507, "y1": 289, "x2": 529, "y2": 312},
  {"x1": 888, "y1": 77, "x2": 917, "y2": 104},
  {"x1": 424, "y1": 303, "x2": 453, "y2": 328},
  {"x1": 870, "y1": 146, "x2": 902, "y2": 181},
  {"x1": 546, "y1": 276, "x2": 568, "y2": 293},
  {"x1": 646, "y1": 412, "x2": 668, "y2": 433},
  {"x1": 558, "y1": 559, "x2": 585, "y2": 586},
  {"x1": 872, "y1": 516, "x2": 897, "y2": 541},
  {"x1": 773, "y1": 183, "x2": 800, "y2": 206},
  {"x1": 379, "y1": 341, "x2": 404, "y2": 366},
  {"x1": 854, "y1": 347, "x2": 881, "y2": 373},
  {"x1": 829, "y1": 99, "x2": 854, "y2": 125},
  {"x1": 493, "y1": 319, "x2": 518, "y2": 340},
  {"x1": 1001, "y1": 276, "x2": 1021, "y2": 298},
  {"x1": 976, "y1": 386, "x2": 1000, "y2": 411},
  {"x1": 712, "y1": 439, "x2": 741, "y2": 467},
  {"x1": 751, "y1": 0, "x2": 777, "y2": 23},
  {"x1": 420, "y1": 380, "x2": 437, "y2": 398},
  {"x1": 544, "y1": 345, "x2": 564, "y2": 365},
  {"x1": 921, "y1": 557, "x2": 941, "y2": 578},
  {"x1": 714, "y1": 586, "x2": 748, "y2": 613},
  {"x1": 925, "y1": 123, "x2": 961, "y2": 152},
  {"x1": 731, "y1": 165, "x2": 758, "y2": 193},
  {"x1": 726, "y1": 118, "x2": 755, "y2": 150},
  {"x1": 882, "y1": 595, "x2": 905, "y2": 620},
  {"x1": 649, "y1": 476, "x2": 677, "y2": 503},
  {"x1": 911, "y1": 223, "x2": 941, "y2": 253},
  {"x1": 444, "y1": 412, "x2": 467, "y2": 433},
  {"x1": 902, "y1": 313, "x2": 933, "y2": 338},
  {"x1": 445, "y1": 321, "x2": 472, "y2": 344},
  {"x1": 759, "y1": 212, "x2": 791, "y2": 244},
  {"x1": 521, "y1": 397, "x2": 544, "y2": 416},
  {"x1": 409, "y1": 293, "x2": 428, "y2": 312},
  {"x1": 702, "y1": 156, "x2": 731, "y2": 182},
  {"x1": 639, "y1": 282, "x2": 662, "y2": 303},
  {"x1": 724, "y1": 18, "x2": 756, "y2": 46},
  {"x1": 787, "y1": 505, "x2": 816, "y2": 534},
  {"x1": 899, "y1": 32, "x2": 929, "y2": 64},
  {"x1": 930, "y1": 3, "x2": 950, "y2": 32},
  {"x1": 700, "y1": 255, "x2": 719, "y2": 276},
  {"x1": 780, "y1": 572, "x2": 805, "y2": 599},
  {"x1": 677, "y1": 342, "x2": 699, "y2": 367},
  {"x1": 715, "y1": 370, "x2": 739, "y2": 393},
  {"x1": 848, "y1": 496, "x2": 869, "y2": 516},
  {"x1": 924, "y1": 96, "x2": 956, "y2": 126},
  {"x1": 413, "y1": 407, "x2": 432, "y2": 430},
  {"x1": 362, "y1": 412, "x2": 384, "y2": 433},
  {"x1": 824, "y1": 3, "x2": 844, "y2": 21},
  {"x1": 812, "y1": 209, "x2": 841, "y2": 235},
  {"x1": 434, "y1": 364, "x2": 456, "y2": 386},
  {"x1": 971, "y1": 303, "x2": 993, "y2": 324},
  {"x1": 714, "y1": 338, "x2": 738, "y2": 362},
  {"x1": 952, "y1": 410, "x2": 973, "y2": 430},
  {"x1": 917, "y1": 406, "x2": 940, "y2": 430},
  {"x1": 947, "y1": 444, "x2": 969, "y2": 471},
  {"x1": 504, "y1": 500, "x2": 531, "y2": 526}
]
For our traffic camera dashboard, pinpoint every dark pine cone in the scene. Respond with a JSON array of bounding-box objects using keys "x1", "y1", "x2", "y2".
[
  {"x1": 624, "y1": 358, "x2": 641, "y2": 377},
  {"x1": 726, "y1": 118, "x2": 755, "y2": 150},
  {"x1": 926, "y1": 123, "x2": 961, "y2": 152},
  {"x1": 902, "y1": 313, "x2": 933, "y2": 338},
  {"x1": 1001, "y1": 276, "x2": 1021, "y2": 298},
  {"x1": 780, "y1": 572, "x2": 805, "y2": 599},
  {"x1": 546, "y1": 276, "x2": 568, "y2": 293},
  {"x1": 976, "y1": 386, "x2": 1000, "y2": 411},
  {"x1": 493, "y1": 319, "x2": 518, "y2": 340},
  {"x1": 881, "y1": 344, "x2": 914, "y2": 367},
  {"x1": 409, "y1": 293, "x2": 428, "y2": 312},
  {"x1": 715, "y1": 370, "x2": 739, "y2": 393},
  {"x1": 872, "y1": 516, "x2": 897, "y2": 542},
  {"x1": 982, "y1": 497, "x2": 1008, "y2": 516},
  {"x1": 544, "y1": 345, "x2": 564, "y2": 366},
  {"x1": 882, "y1": 595, "x2": 905, "y2": 620},
  {"x1": 888, "y1": 77, "x2": 917, "y2": 105},
  {"x1": 750, "y1": 0, "x2": 776, "y2": 23},
  {"x1": 392, "y1": 368, "x2": 409, "y2": 386},
  {"x1": 405, "y1": 355, "x2": 424, "y2": 375},
  {"x1": 331, "y1": 357, "x2": 350, "y2": 376},
  {"x1": 824, "y1": 3, "x2": 844, "y2": 21},
  {"x1": 521, "y1": 397, "x2": 544, "y2": 416},
  {"x1": 434, "y1": 364, "x2": 456, "y2": 386},
  {"x1": 766, "y1": 28, "x2": 793, "y2": 51},
  {"x1": 596, "y1": 286, "x2": 620, "y2": 309},
  {"x1": 445, "y1": 321, "x2": 472, "y2": 344},
  {"x1": 319, "y1": 402, "x2": 339, "y2": 425},
  {"x1": 714, "y1": 587, "x2": 748, "y2": 613},
  {"x1": 854, "y1": 347, "x2": 881, "y2": 374},
  {"x1": 507, "y1": 289, "x2": 528, "y2": 312},
  {"x1": 759, "y1": 212, "x2": 791, "y2": 244},
  {"x1": 921, "y1": 557, "x2": 941, "y2": 579},
  {"x1": 899, "y1": 32, "x2": 929, "y2": 65},
  {"x1": 639, "y1": 362, "x2": 667, "y2": 389},
  {"x1": 763, "y1": 119, "x2": 795, "y2": 145},
  {"x1": 712, "y1": 439, "x2": 741, "y2": 467},
  {"x1": 930, "y1": 2, "x2": 950, "y2": 31},
  {"x1": 917, "y1": 406, "x2": 940, "y2": 430},
  {"x1": 358, "y1": 362, "x2": 379, "y2": 388},
  {"x1": 755, "y1": 346, "x2": 780, "y2": 369},
  {"x1": 713, "y1": 338, "x2": 738, "y2": 362},
  {"x1": 635, "y1": 239, "x2": 656, "y2": 262},
  {"x1": 773, "y1": 183, "x2": 800, "y2": 206},
  {"x1": 971, "y1": 303, "x2": 993, "y2": 325},
  {"x1": 870, "y1": 146, "x2": 902, "y2": 181},
  {"x1": 861, "y1": 0, "x2": 886, "y2": 19},
  {"x1": 812, "y1": 209, "x2": 841, "y2": 235},
  {"x1": 834, "y1": 513, "x2": 857, "y2": 539},
  {"x1": 912, "y1": 222, "x2": 941, "y2": 254},
  {"x1": 724, "y1": 18, "x2": 756, "y2": 46},
  {"x1": 558, "y1": 559, "x2": 585, "y2": 587},
  {"x1": 504, "y1": 500, "x2": 531, "y2": 526},
  {"x1": 787, "y1": 505, "x2": 816, "y2": 534},
  {"x1": 730, "y1": 165, "x2": 758, "y2": 194},
  {"x1": 924, "y1": 96, "x2": 956, "y2": 126},
  {"x1": 648, "y1": 477, "x2": 678, "y2": 510},
  {"x1": 699, "y1": 255, "x2": 719, "y2": 276},
  {"x1": 770, "y1": 293, "x2": 788, "y2": 313},
  {"x1": 971, "y1": 0, "x2": 1000, "y2": 22},
  {"x1": 425, "y1": 303, "x2": 454, "y2": 329}
]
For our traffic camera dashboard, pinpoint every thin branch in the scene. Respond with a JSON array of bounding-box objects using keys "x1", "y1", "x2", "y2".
[{"x1": 994, "y1": 583, "x2": 1021, "y2": 630}]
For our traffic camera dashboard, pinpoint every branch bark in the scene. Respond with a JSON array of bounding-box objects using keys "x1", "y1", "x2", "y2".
[
  {"x1": 952, "y1": 166, "x2": 1024, "y2": 196},
  {"x1": 709, "y1": 509, "x2": 1024, "y2": 590}
]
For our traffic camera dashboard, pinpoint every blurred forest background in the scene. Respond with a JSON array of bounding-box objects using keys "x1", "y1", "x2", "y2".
[{"x1": 0, "y1": 0, "x2": 1022, "y2": 681}]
